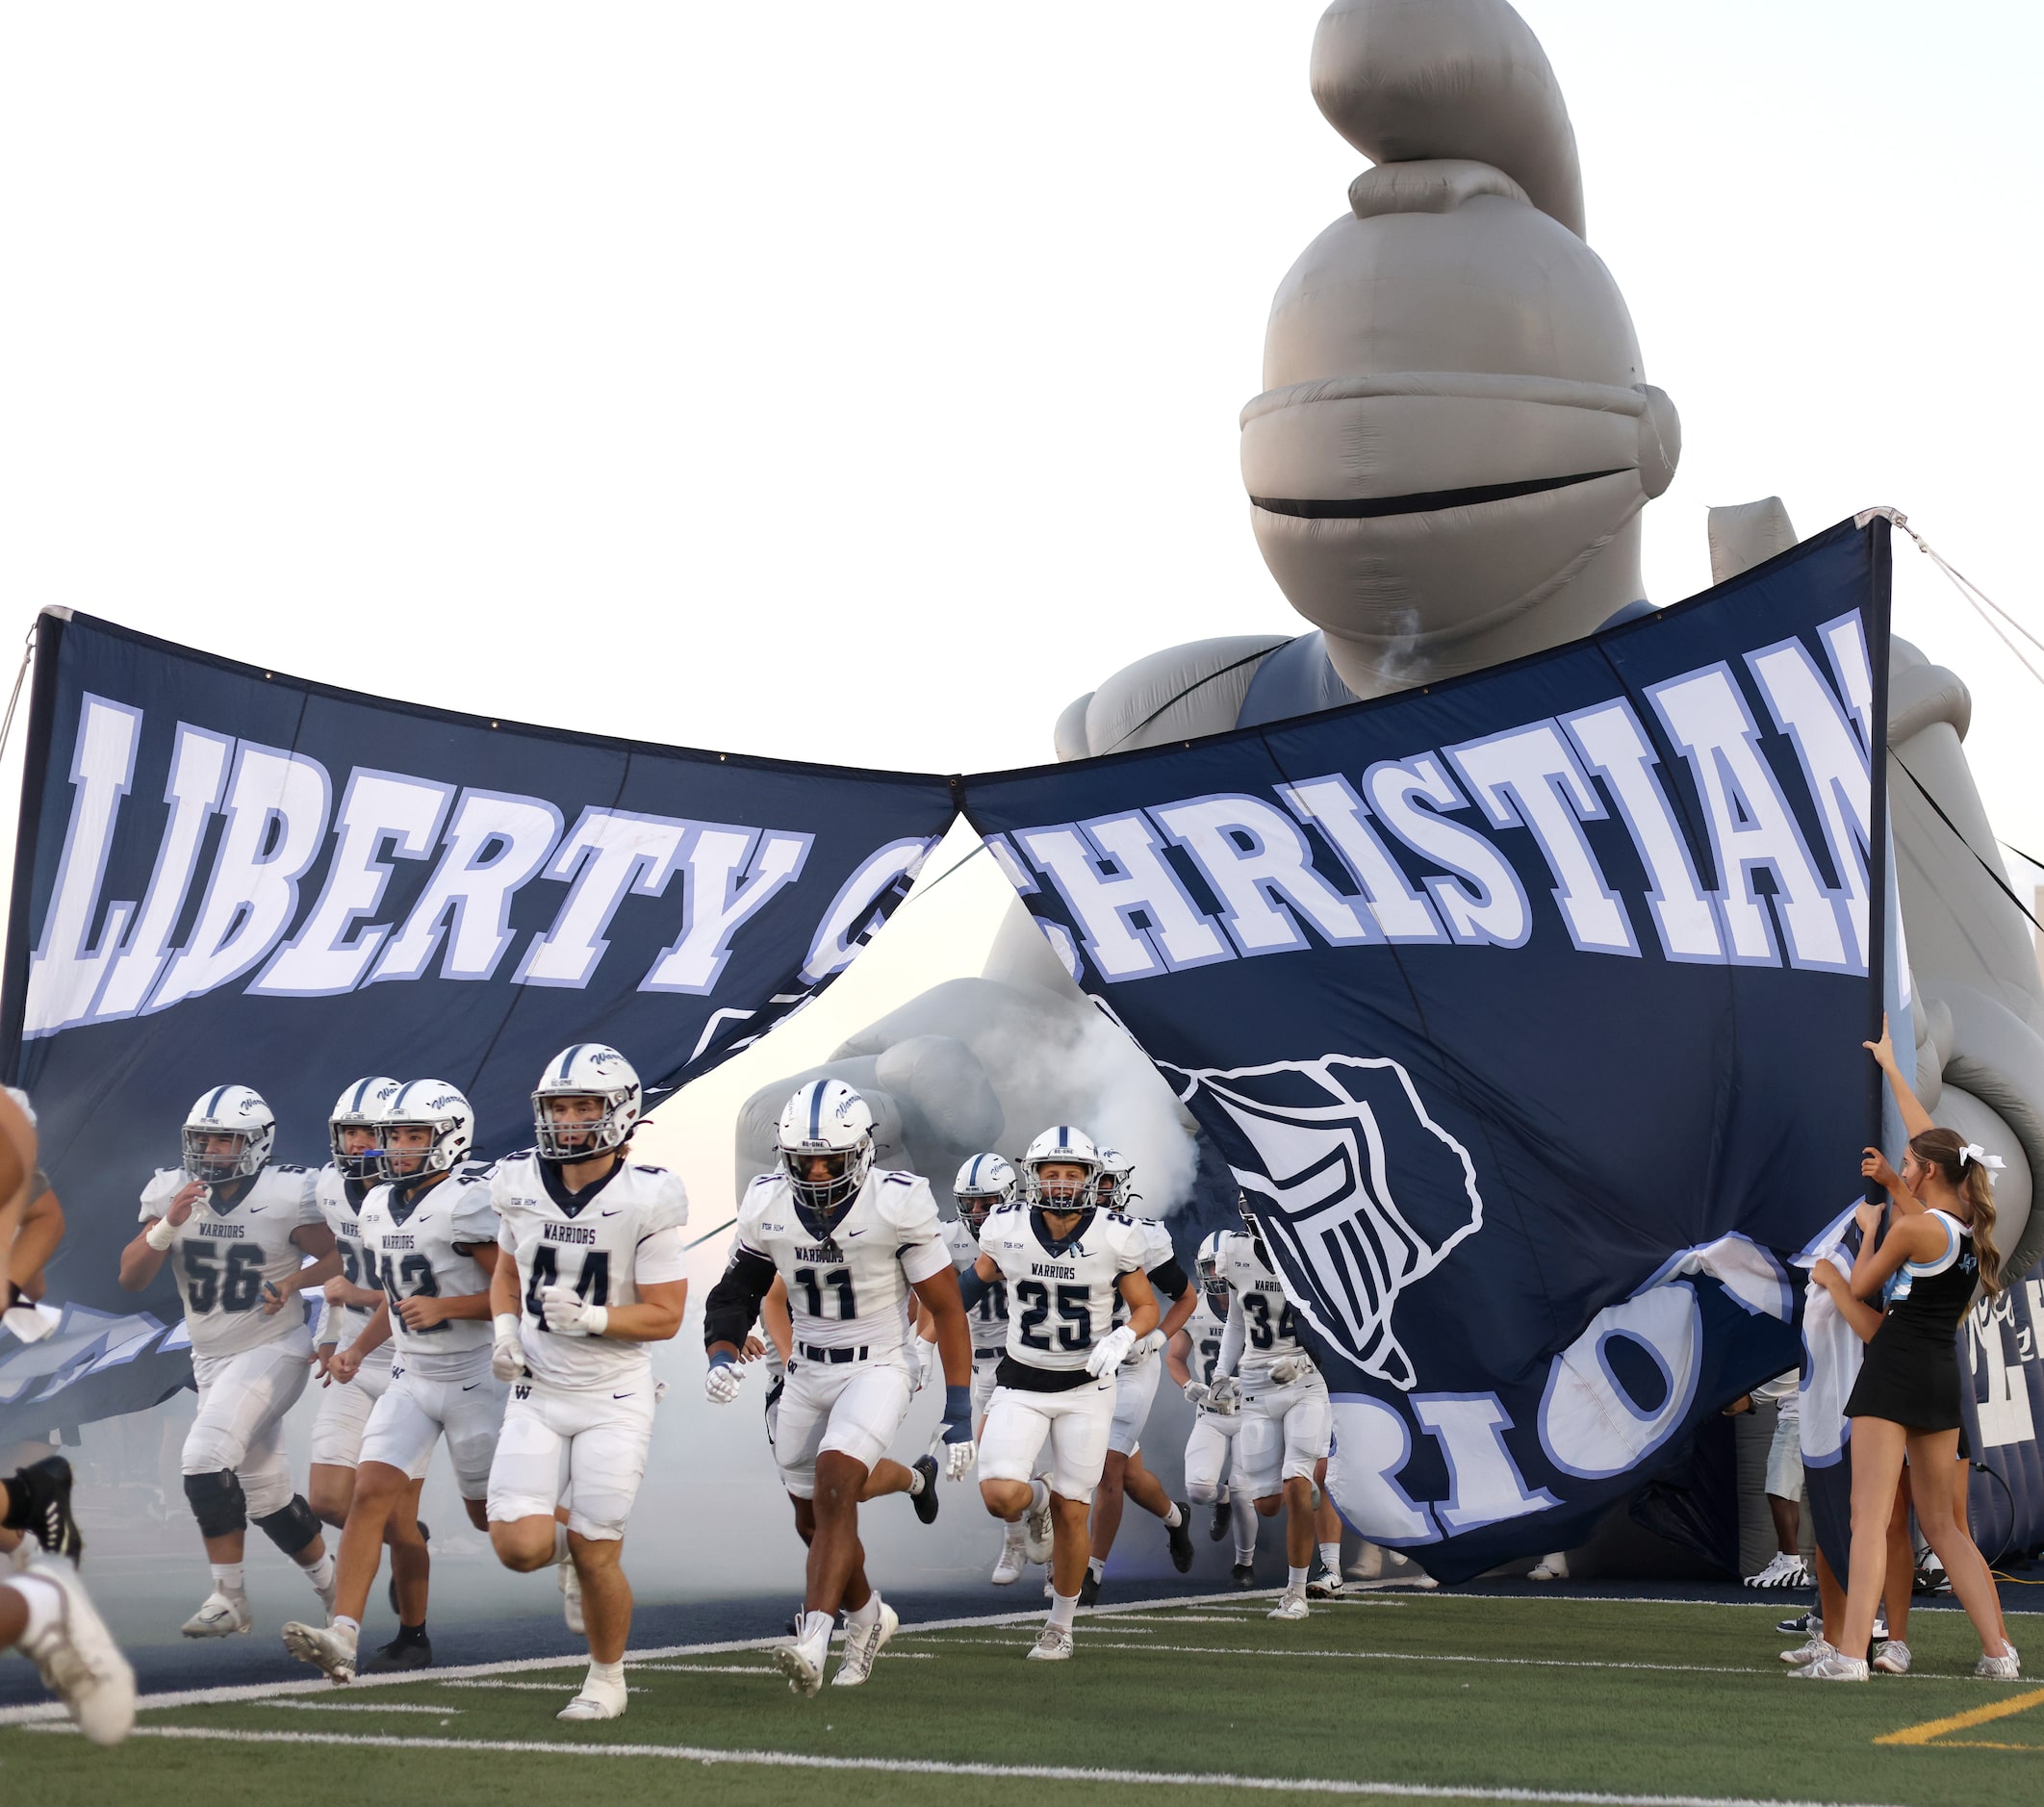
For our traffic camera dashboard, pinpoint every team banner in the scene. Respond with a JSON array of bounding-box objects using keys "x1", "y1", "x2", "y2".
[
  {"x1": 0, "y1": 608, "x2": 956, "y2": 1393},
  {"x1": 964, "y1": 517, "x2": 1891, "y2": 1582}
]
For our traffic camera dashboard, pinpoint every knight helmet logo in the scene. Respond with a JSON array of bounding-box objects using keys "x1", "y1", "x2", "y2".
[{"x1": 1173, "y1": 1055, "x2": 1483, "y2": 1390}]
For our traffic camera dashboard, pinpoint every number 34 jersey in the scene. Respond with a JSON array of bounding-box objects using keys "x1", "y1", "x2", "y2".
[
  {"x1": 492, "y1": 1151, "x2": 691, "y2": 1390},
  {"x1": 359, "y1": 1161, "x2": 499, "y2": 1375},
  {"x1": 733, "y1": 1169, "x2": 951, "y2": 1360},
  {"x1": 1217, "y1": 1231, "x2": 1307, "y2": 1381},
  {"x1": 139, "y1": 1162, "x2": 321, "y2": 1361},
  {"x1": 977, "y1": 1204, "x2": 1146, "y2": 1376}
]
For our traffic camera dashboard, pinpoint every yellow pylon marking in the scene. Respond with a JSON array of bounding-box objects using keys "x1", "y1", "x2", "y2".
[{"x1": 1875, "y1": 1686, "x2": 2044, "y2": 1746}]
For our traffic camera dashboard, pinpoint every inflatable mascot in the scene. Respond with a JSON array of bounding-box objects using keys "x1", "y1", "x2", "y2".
[{"x1": 741, "y1": 0, "x2": 2041, "y2": 1283}]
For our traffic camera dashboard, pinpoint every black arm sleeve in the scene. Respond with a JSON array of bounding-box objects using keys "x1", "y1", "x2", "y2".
[
  {"x1": 1149, "y1": 1257, "x2": 1190, "y2": 1301},
  {"x1": 957, "y1": 1266, "x2": 989, "y2": 1311},
  {"x1": 703, "y1": 1244, "x2": 779, "y2": 1351}
]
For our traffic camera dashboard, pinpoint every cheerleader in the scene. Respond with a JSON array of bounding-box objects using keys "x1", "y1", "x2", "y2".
[{"x1": 1795, "y1": 1020, "x2": 2017, "y2": 1680}]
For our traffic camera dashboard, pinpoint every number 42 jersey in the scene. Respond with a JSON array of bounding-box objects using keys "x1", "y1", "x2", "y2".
[
  {"x1": 492, "y1": 1151, "x2": 691, "y2": 1389},
  {"x1": 139, "y1": 1162, "x2": 321, "y2": 1361},
  {"x1": 358, "y1": 1161, "x2": 499, "y2": 1375}
]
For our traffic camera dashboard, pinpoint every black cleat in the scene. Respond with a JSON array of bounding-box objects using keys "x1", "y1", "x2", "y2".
[
  {"x1": 1166, "y1": 1500, "x2": 1194, "y2": 1574},
  {"x1": 1777, "y1": 1610, "x2": 1817, "y2": 1635},
  {"x1": 4, "y1": 1456, "x2": 83, "y2": 1564},
  {"x1": 1079, "y1": 1569, "x2": 1101, "y2": 1608},
  {"x1": 388, "y1": 1518, "x2": 429, "y2": 1616},
  {"x1": 1209, "y1": 1496, "x2": 1231, "y2": 1541},
  {"x1": 364, "y1": 1632, "x2": 434, "y2": 1673},
  {"x1": 1232, "y1": 1563, "x2": 1257, "y2": 1589},
  {"x1": 910, "y1": 1455, "x2": 940, "y2": 1526}
]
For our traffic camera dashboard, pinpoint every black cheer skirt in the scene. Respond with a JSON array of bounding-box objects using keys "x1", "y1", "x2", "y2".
[{"x1": 1844, "y1": 1317, "x2": 1963, "y2": 1433}]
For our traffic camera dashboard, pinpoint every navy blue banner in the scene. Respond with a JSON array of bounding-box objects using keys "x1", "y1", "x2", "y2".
[
  {"x1": 1, "y1": 609, "x2": 955, "y2": 1332},
  {"x1": 964, "y1": 519, "x2": 1891, "y2": 1582}
]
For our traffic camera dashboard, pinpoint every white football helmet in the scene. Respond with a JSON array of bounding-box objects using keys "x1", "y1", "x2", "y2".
[
  {"x1": 380, "y1": 1080, "x2": 473, "y2": 1179},
  {"x1": 1196, "y1": 1230, "x2": 1230, "y2": 1302},
  {"x1": 952, "y1": 1153, "x2": 1017, "y2": 1231},
  {"x1": 777, "y1": 1079, "x2": 875, "y2": 1234},
  {"x1": 183, "y1": 1085, "x2": 276, "y2": 1183},
  {"x1": 1093, "y1": 1146, "x2": 1135, "y2": 1209},
  {"x1": 329, "y1": 1077, "x2": 401, "y2": 1181},
  {"x1": 1020, "y1": 1125, "x2": 1100, "y2": 1210},
  {"x1": 533, "y1": 1043, "x2": 642, "y2": 1162}
]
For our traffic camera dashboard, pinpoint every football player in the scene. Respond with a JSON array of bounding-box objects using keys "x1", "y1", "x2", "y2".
[
  {"x1": 2, "y1": 1088, "x2": 64, "y2": 1348},
  {"x1": 703, "y1": 1080, "x2": 976, "y2": 1696},
  {"x1": 1, "y1": 1084, "x2": 134, "y2": 1746},
  {"x1": 1212, "y1": 1194, "x2": 1333, "y2": 1620},
  {"x1": 282, "y1": 1082, "x2": 500, "y2": 1683},
  {"x1": 1168, "y1": 1230, "x2": 1261, "y2": 1584},
  {"x1": 486, "y1": 1045, "x2": 690, "y2": 1723},
  {"x1": 1081, "y1": 1147, "x2": 1196, "y2": 1603},
  {"x1": 966, "y1": 1126, "x2": 1158, "y2": 1660},
  {"x1": 118, "y1": 1086, "x2": 340, "y2": 1637},
  {"x1": 306, "y1": 1078, "x2": 433, "y2": 1663}
]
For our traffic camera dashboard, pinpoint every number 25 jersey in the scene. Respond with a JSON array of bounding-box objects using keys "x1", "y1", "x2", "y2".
[
  {"x1": 359, "y1": 1162, "x2": 499, "y2": 1375},
  {"x1": 492, "y1": 1151, "x2": 690, "y2": 1390},
  {"x1": 139, "y1": 1162, "x2": 321, "y2": 1361},
  {"x1": 977, "y1": 1203, "x2": 1145, "y2": 1377}
]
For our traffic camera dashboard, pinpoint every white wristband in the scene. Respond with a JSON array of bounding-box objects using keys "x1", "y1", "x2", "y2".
[
  {"x1": 144, "y1": 1215, "x2": 178, "y2": 1251},
  {"x1": 494, "y1": 1311, "x2": 523, "y2": 1345}
]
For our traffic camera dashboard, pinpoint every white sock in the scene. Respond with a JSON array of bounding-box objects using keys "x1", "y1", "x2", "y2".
[
  {"x1": 587, "y1": 1659, "x2": 624, "y2": 1689},
  {"x1": 1048, "y1": 1590, "x2": 1080, "y2": 1632},
  {"x1": 4, "y1": 1574, "x2": 62, "y2": 1643},
  {"x1": 1289, "y1": 1564, "x2": 1310, "y2": 1590},
  {"x1": 1163, "y1": 1503, "x2": 1183, "y2": 1529},
  {"x1": 1318, "y1": 1541, "x2": 1341, "y2": 1574},
  {"x1": 1232, "y1": 1493, "x2": 1258, "y2": 1561},
  {"x1": 800, "y1": 1610, "x2": 834, "y2": 1650},
  {"x1": 332, "y1": 1614, "x2": 361, "y2": 1643},
  {"x1": 303, "y1": 1551, "x2": 335, "y2": 1591},
  {"x1": 554, "y1": 1522, "x2": 571, "y2": 1564},
  {"x1": 844, "y1": 1592, "x2": 881, "y2": 1632},
  {"x1": 1002, "y1": 1515, "x2": 1027, "y2": 1545},
  {"x1": 1087, "y1": 1557, "x2": 1105, "y2": 1581},
  {"x1": 907, "y1": 1466, "x2": 926, "y2": 1496},
  {"x1": 210, "y1": 1563, "x2": 245, "y2": 1594},
  {"x1": 1028, "y1": 1478, "x2": 1051, "y2": 1516}
]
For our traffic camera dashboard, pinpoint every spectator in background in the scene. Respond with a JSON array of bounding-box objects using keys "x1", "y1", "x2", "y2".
[{"x1": 1725, "y1": 1370, "x2": 1807, "y2": 1588}]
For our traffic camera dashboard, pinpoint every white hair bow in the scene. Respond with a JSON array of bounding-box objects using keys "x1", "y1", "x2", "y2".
[{"x1": 1958, "y1": 1143, "x2": 2006, "y2": 1175}]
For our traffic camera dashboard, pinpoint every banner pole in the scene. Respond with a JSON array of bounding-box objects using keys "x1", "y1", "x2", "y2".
[
  {"x1": 0, "y1": 608, "x2": 70, "y2": 1082},
  {"x1": 1863, "y1": 515, "x2": 1895, "y2": 1189}
]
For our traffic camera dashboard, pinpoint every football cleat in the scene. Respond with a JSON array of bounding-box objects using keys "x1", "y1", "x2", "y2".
[
  {"x1": 910, "y1": 1455, "x2": 940, "y2": 1526},
  {"x1": 1232, "y1": 1562, "x2": 1258, "y2": 1588},
  {"x1": 1776, "y1": 1610, "x2": 1818, "y2": 1635},
  {"x1": 15, "y1": 1559, "x2": 136, "y2": 1746},
  {"x1": 991, "y1": 1540, "x2": 1026, "y2": 1586},
  {"x1": 1022, "y1": 1496, "x2": 1055, "y2": 1565},
  {"x1": 363, "y1": 1634, "x2": 434, "y2": 1673},
  {"x1": 560, "y1": 1543, "x2": 585, "y2": 1635},
  {"x1": 1078, "y1": 1569, "x2": 1101, "y2": 1608},
  {"x1": 1871, "y1": 1640, "x2": 1911, "y2": 1675},
  {"x1": 1789, "y1": 1651, "x2": 1868, "y2": 1681},
  {"x1": 1526, "y1": 1552, "x2": 1569, "y2": 1581},
  {"x1": 182, "y1": 1589, "x2": 251, "y2": 1638},
  {"x1": 831, "y1": 1598, "x2": 898, "y2": 1687},
  {"x1": 1026, "y1": 1623, "x2": 1074, "y2": 1662},
  {"x1": 1744, "y1": 1551, "x2": 1809, "y2": 1590},
  {"x1": 557, "y1": 1674, "x2": 628, "y2": 1721},
  {"x1": 775, "y1": 1627, "x2": 830, "y2": 1698},
  {"x1": 1268, "y1": 1585, "x2": 1311, "y2": 1620},
  {"x1": 282, "y1": 1618, "x2": 357, "y2": 1682},
  {"x1": 1209, "y1": 1496, "x2": 1231, "y2": 1541},
  {"x1": 7, "y1": 1456, "x2": 84, "y2": 1565},
  {"x1": 1306, "y1": 1565, "x2": 1346, "y2": 1599},
  {"x1": 1166, "y1": 1501, "x2": 1194, "y2": 1574}
]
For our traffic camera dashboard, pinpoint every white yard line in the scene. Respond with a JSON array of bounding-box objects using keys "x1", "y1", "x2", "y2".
[
  {"x1": 17, "y1": 1722, "x2": 1909, "y2": 1807},
  {"x1": 256, "y1": 1700, "x2": 461, "y2": 1714},
  {"x1": 438, "y1": 1681, "x2": 652, "y2": 1692}
]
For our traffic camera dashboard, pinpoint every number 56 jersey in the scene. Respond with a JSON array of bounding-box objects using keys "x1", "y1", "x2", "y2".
[
  {"x1": 492, "y1": 1151, "x2": 690, "y2": 1390},
  {"x1": 977, "y1": 1204, "x2": 1146, "y2": 1376},
  {"x1": 139, "y1": 1162, "x2": 320, "y2": 1361}
]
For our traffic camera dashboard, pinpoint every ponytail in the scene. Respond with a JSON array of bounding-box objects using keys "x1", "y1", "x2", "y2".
[{"x1": 1907, "y1": 1128, "x2": 2006, "y2": 1295}]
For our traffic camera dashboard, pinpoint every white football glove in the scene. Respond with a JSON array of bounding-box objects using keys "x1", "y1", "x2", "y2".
[
  {"x1": 1086, "y1": 1323, "x2": 1137, "y2": 1377},
  {"x1": 1207, "y1": 1374, "x2": 1242, "y2": 1415},
  {"x1": 3, "y1": 1302, "x2": 53, "y2": 1344},
  {"x1": 538, "y1": 1284, "x2": 608, "y2": 1337},
  {"x1": 704, "y1": 1357, "x2": 744, "y2": 1404},
  {"x1": 1182, "y1": 1380, "x2": 1212, "y2": 1410},
  {"x1": 490, "y1": 1312, "x2": 524, "y2": 1383},
  {"x1": 912, "y1": 1335, "x2": 939, "y2": 1392},
  {"x1": 943, "y1": 1435, "x2": 978, "y2": 1482},
  {"x1": 1128, "y1": 1329, "x2": 1167, "y2": 1365},
  {"x1": 1268, "y1": 1354, "x2": 1316, "y2": 1386}
]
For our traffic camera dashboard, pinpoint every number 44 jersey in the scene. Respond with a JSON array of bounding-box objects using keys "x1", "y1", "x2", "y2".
[
  {"x1": 139, "y1": 1162, "x2": 322, "y2": 1360},
  {"x1": 492, "y1": 1152, "x2": 691, "y2": 1389}
]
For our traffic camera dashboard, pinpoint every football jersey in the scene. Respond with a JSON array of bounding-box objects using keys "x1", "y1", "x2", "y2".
[
  {"x1": 139, "y1": 1161, "x2": 322, "y2": 1360},
  {"x1": 315, "y1": 1163, "x2": 393, "y2": 1368},
  {"x1": 1111, "y1": 1214, "x2": 1179, "y2": 1328},
  {"x1": 943, "y1": 1216, "x2": 1009, "y2": 1354},
  {"x1": 978, "y1": 1202, "x2": 1146, "y2": 1376},
  {"x1": 733, "y1": 1168, "x2": 950, "y2": 1361},
  {"x1": 492, "y1": 1150, "x2": 691, "y2": 1390},
  {"x1": 1219, "y1": 1230, "x2": 1308, "y2": 1380},
  {"x1": 1182, "y1": 1292, "x2": 1229, "y2": 1387},
  {"x1": 359, "y1": 1160, "x2": 498, "y2": 1377}
]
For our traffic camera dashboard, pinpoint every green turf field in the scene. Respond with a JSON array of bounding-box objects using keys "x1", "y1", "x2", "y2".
[{"x1": 4, "y1": 1591, "x2": 2039, "y2": 1806}]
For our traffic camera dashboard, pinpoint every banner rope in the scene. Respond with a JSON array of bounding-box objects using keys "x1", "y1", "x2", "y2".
[
  {"x1": 1891, "y1": 514, "x2": 2044, "y2": 689},
  {"x1": 1892, "y1": 755, "x2": 2044, "y2": 938},
  {"x1": 0, "y1": 624, "x2": 36, "y2": 768}
]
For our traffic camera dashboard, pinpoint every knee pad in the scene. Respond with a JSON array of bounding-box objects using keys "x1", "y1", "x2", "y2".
[
  {"x1": 253, "y1": 1493, "x2": 322, "y2": 1557},
  {"x1": 183, "y1": 1469, "x2": 247, "y2": 1539}
]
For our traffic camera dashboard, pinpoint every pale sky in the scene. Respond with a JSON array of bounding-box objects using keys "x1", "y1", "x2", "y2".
[{"x1": 5, "y1": 1, "x2": 2041, "y2": 1219}]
